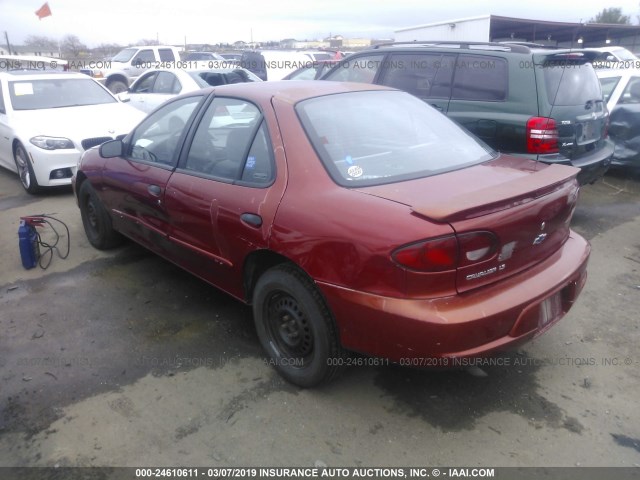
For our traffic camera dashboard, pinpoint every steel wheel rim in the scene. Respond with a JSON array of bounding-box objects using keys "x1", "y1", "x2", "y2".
[
  {"x1": 265, "y1": 292, "x2": 313, "y2": 362},
  {"x1": 84, "y1": 196, "x2": 99, "y2": 233}
]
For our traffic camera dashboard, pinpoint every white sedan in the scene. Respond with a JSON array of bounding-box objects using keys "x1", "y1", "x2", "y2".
[
  {"x1": 0, "y1": 71, "x2": 145, "y2": 193},
  {"x1": 120, "y1": 68, "x2": 262, "y2": 113},
  {"x1": 597, "y1": 68, "x2": 640, "y2": 111}
]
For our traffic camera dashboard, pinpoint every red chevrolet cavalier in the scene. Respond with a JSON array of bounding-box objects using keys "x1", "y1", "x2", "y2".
[{"x1": 73, "y1": 81, "x2": 590, "y2": 387}]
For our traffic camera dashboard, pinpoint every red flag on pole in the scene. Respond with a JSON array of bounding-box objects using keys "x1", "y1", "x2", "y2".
[{"x1": 35, "y1": 3, "x2": 52, "y2": 20}]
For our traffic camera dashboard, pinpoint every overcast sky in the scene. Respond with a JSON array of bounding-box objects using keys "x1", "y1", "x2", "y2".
[{"x1": 1, "y1": 0, "x2": 639, "y2": 47}]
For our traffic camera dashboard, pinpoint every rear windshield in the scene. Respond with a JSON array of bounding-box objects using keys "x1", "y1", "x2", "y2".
[
  {"x1": 296, "y1": 90, "x2": 495, "y2": 187},
  {"x1": 543, "y1": 61, "x2": 602, "y2": 106},
  {"x1": 9, "y1": 78, "x2": 116, "y2": 110}
]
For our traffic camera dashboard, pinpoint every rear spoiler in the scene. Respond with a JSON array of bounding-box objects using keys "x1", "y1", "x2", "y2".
[
  {"x1": 536, "y1": 52, "x2": 595, "y2": 66},
  {"x1": 412, "y1": 164, "x2": 579, "y2": 222}
]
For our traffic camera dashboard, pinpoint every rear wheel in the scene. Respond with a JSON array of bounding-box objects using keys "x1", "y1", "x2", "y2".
[
  {"x1": 14, "y1": 143, "x2": 40, "y2": 194},
  {"x1": 79, "y1": 181, "x2": 123, "y2": 249},
  {"x1": 253, "y1": 264, "x2": 346, "y2": 387}
]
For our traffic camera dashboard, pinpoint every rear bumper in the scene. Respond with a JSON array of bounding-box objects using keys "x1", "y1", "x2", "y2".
[
  {"x1": 318, "y1": 232, "x2": 590, "y2": 363},
  {"x1": 538, "y1": 140, "x2": 614, "y2": 185}
]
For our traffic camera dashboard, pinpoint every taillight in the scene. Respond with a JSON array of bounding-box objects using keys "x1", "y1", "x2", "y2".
[
  {"x1": 457, "y1": 231, "x2": 498, "y2": 267},
  {"x1": 527, "y1": 117, "x2": 559, "y2": 154},
  {"x1": 392, "y1": 232, "x2": 498, "y2": 272},
  {"x1": 392, "y1": 236, "x2": 458, "y2": 272}
]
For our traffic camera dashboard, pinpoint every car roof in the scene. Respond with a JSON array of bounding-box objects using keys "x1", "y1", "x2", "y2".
[
  {"x1": 596, "y1": 67, "x2": 640, "y2": 78},
  {"x1": 0, "y1": 70, "x2": 91, "y2": 81},
  {"x1": 187, "y1": 80, "x2": 394, "y2": 104}
]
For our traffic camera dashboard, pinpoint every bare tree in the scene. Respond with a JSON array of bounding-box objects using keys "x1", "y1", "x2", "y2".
[
  {"x1": 589, "y1": 7, "x2": 631, "y2": 24},
  {"x1": 24, "y1": 35, "x2": 59, "y2": 53},
  {"x1": 134, "y1": 39, "x2": 159, "y2": 46},
  {"x1": 93, "y1": 43, "x2": 123, "y2": 58},
  {"x1": 60, "y1": 34, "x2": 87, "y2": 57}
]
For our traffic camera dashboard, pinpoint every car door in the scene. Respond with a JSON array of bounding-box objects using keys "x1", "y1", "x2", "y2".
[
  {"x1": 100, "y1": 95, "x2": 204, "y2": 254},
  {"x1": 377, "y1": 53, "x2": 455, "y2": 113},
  {"x1": 164, "y1": 96, "x2": 287, "y2": 298},
  {"x1": 126, "y1": 71, "x2": 158, "y2": 112},
  {"x1": 148, "y1": 71, "x2": 182, "y2": 110},
  {"x1": 129, "y1": 48, "x2": 156, "y2": 81},
  {"x1": 445, "y1": 54, "x2": 512, "y2": 150}
]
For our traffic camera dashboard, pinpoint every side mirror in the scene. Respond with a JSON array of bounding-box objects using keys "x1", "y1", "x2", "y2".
[
  {"x1": 100, "y1": 139, "x2": 124, "y2": 158},
  {"x1": 117, "y1": 92, "x2": 130, "y2": 103}
]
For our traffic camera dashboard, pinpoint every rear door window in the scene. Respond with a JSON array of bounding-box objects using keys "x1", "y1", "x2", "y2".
[
  {"x1": 323, "y1": 54, "x2": 385, "y2": 83},
  {"x1": 379, "y1": 53, "x2": 455, "y2": 100},
  {"x1": 451, "y1": 55, "x2": 508, "y2": 101},
  {"x1": 159, "y1": 49, "x2": 176, "y2": 62},
  {"x1": 153, "y1": 72, "x2": 180, "y2": 94}
]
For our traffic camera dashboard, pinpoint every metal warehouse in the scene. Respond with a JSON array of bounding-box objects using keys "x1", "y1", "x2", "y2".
[{"x1": 394, "y1": 14, "x2": 640, "y2": 53}]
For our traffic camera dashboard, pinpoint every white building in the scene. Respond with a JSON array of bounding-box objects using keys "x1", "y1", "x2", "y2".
[{"x1": 395, "y1": 15, "x2": 640, "y2": 52}]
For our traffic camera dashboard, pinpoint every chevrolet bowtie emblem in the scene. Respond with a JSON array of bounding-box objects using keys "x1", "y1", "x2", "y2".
[{"x1": 533, "y1": 233, "x2": 548, "y2": 245}]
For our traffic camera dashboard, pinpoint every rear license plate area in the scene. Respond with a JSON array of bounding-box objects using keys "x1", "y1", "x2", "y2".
[{"x1": 577, "y1": 121, "x2": 598, "y2": 145}]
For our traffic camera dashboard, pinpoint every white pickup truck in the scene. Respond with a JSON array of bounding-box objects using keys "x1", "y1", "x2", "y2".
[{"x1": 81, "y1": 45, "x2": 182, "y2": 93}]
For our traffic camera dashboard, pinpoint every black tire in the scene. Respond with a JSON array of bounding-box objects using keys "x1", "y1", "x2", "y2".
[
  {"x1": 14, "y1": 143, "x2": 40, "y2": 194},
  {"x1": 78, "y1": 181, "x2": 123, "y2": 249},
  {"x1": 107, "y1": 80, "x2": 128, "y2": 94},
  {"x1": 252, "y1": 264, "x2": 346, "y2": 387}
]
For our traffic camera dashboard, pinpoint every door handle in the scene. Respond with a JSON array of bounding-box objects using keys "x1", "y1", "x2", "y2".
[
  {"x1": 240, "y1": 213, "x2": 262, "y2": 227},
  {"x1": 147, "y1": 184, "x2": 162, "y2": 196},
  {"x1": 430, "y1": 104, "x2": 443, "y2": 111}
]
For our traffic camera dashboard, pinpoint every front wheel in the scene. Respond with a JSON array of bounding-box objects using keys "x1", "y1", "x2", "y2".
[
  {"x1": 78, "y1": 181, "x2": 123, "y2": 249},
  {"x1": 14, "y1": 143, "x2": 40, "y2": 194},
  {"x1": 252, "y1": 264, "x2": 346, "y2": 387},
  {"x1": 107, "y1": 80, "x2": 128, "y2": 94}
]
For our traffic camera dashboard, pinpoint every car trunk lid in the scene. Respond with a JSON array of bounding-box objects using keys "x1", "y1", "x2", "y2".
[{"x1": 357, "y1": 156, "x2": 580, "y2": 293}]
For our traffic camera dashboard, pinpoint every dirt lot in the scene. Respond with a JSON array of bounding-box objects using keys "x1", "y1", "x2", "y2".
[{"x1": 0, "y1": 167, "x2": 639, "y2": 468}]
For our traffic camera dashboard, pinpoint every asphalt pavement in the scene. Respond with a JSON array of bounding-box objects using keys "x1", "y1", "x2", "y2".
[{"x1": 0, "y1": 167, "x2": 639, "y2": 468}]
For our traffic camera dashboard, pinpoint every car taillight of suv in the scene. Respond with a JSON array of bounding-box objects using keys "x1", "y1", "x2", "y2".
[{"x1": 527, "y1": 117, "x2": 559, "y2": 154}]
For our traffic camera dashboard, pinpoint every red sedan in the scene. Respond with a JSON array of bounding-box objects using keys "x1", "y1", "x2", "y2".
[{"x1": 73, "y1": 81, "x2": 590, "y2": 387}]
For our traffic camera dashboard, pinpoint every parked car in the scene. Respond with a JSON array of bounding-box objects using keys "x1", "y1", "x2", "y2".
[
  {"x1": 182, "y1": 51, "x2": 226, "y2": 62},
  {"x1": 219, "y1": 53, "x2": 242, "y2": 63},
  {"x1": 582, "y1": 46, "x2": 639, "y2": 70},
  {"x1": 240, "y1": 50, "x2": 313, "y2": 80},
  {"x1": 283, "y1": 60, "x2": 340, "y2": 80},
  {"x1": 81, "y1": 45, "x2": 183, "y2": 93},
  {"x1": 73, "y1": 81, "x2": 590, "y2": 387},
  {"x1": 0, "y1": 54, "x2": 68, "y2": 72},
  {"x1": 120, "y1": 67, "x2": 262, "y2": 113},
  {"x1": 0, "y1": 70, "x2": 144, "y2": 193},
  {"x1": 322, "y1": 42, "x2": 613, "y2": 185},
  {"x1": 302, "y1": 50, "x2": 344, "y2": 61},
  {"x1": 597, "y1": 68, "x2": 640, "y2": 169}
]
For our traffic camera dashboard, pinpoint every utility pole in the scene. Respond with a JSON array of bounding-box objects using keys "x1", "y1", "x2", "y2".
[{"x1": 4, "y1": 31, "x2": 12, "y2": 55}]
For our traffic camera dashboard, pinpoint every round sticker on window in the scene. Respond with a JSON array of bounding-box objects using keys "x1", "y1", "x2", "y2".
[{"x1": 347, "y1": 165, "x2": 363, "y2": 178}]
